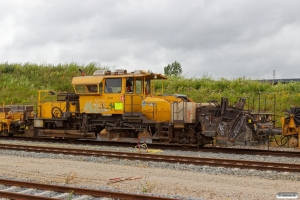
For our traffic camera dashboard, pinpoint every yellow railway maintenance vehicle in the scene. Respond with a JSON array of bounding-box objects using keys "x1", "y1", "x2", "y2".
[
  {"x1": 0, "y1": 105, "x2": 33, "y2": 136},
  {"x1": 2, "y1": 69, "x2": 280, "y2": 147},
  {"x1": 26, "y1": 69, "x2": 205, "y2": 145}
]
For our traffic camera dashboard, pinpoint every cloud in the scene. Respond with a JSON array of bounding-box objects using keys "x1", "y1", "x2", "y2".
[{"x1": 0, "y1": 0, "x2": 299, "y2": 79}]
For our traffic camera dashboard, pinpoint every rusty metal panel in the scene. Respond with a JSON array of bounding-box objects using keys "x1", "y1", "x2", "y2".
[
  {"x1": 184, "y1": 102, "x2": 196, "y2": 123},
  {"x1": 171, "y1": 102, "x2": 196, "y2": 123},
  {"x1": 171, "y1": 101, "x2": 184, "y2": 123}
]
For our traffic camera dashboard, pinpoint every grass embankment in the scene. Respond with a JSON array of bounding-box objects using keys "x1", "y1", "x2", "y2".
[
  {"x1": 1, "y1": 62, "x2": 300, "y2": 126},
  {"x1": 0, "y1": 62, "x2": 105, "y2": 104},
  {"x1": 154, "y1": 76, "x2": 300, "y2": 126}
]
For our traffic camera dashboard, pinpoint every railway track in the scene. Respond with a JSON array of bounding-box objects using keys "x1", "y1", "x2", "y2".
[
  {"x1": 1, "y1": 143, "x2": 300, "y2": 173},
  {"x1": 0, "y1": 178, "x2": 176, "y2": 200},
  {"x1": 1, "y1": 136, "x2": 299, "y2": 158}
]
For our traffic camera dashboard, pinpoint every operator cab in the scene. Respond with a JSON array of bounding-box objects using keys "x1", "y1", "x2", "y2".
[{"x1": 71, "y1": 69, "x2": 167, "y2": 115}]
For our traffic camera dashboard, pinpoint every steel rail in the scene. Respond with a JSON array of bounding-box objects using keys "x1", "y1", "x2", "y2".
[
  {"x1": 198, "y1": 146, "x2": 300, "y2": 157},
  {"x1": 1, "y1": 136, "x2": 299, "y2": 158},
  {"x1": 1, "y1": 143, "x2": 300, "y2": 173},
  {"x1": 0, "y1": 178, "x2": 177, "y2": 200}
]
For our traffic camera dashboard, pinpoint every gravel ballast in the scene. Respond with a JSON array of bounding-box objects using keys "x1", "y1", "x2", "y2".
[{"x1": 0, "y1": 140, "x2": 299, "y2": 200}]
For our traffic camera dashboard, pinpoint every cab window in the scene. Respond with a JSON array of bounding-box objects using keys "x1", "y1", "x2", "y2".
[
  {"x1": 87, "y1": 85, "x2": 98, "y2": 92},
  {"x1": 105, "y1": 78, "x2": 122, "y2": 93},
  {"x1": 135, "y1": 79, "x2": 142, "y2": 94},
  {"x1": 126, "y1": 78, "x2": 133, "y2": 93},
  {"x1": 145, "y1": 80, "x2": 151, "y2": 95},
  {"x1": 74, "y1": 85, "x2": 98, "y2": 93}
]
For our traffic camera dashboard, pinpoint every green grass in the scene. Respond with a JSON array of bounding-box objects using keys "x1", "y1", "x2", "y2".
[
  {"x1": 153, "y1": 76, "x2": 300, "y2": 126},
  {"x1": 0, "y1": 62, "x2": 107, "y2": 104},
  {"x1": 1, "y1": 62, "x2": 300, "y2": 126}
]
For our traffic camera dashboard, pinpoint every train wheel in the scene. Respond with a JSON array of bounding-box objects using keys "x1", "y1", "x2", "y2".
[{"x1": 289, "y1": 137, "x2": 298, "y2": 148}]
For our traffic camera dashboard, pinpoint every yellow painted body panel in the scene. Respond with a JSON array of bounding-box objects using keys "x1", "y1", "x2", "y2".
[
  {"x1": 79, "y1": 95, "x2": 124, "y2": 115},
  {"x1": 124, "y1": 94, "x2": 144, "y2": 113},
  {"x1": 151, "y1": 95, "x2": 183, "y2": 103},
  {"x1": 39, "y1": 102, "x2": 77, "y2": 118},
  {"x1": 281, "y1": 116, "x2": 300, "y2": 135},
  {"x1": 142, "y1": 97, "x2": 171, "y2": 122},
  {"x1": 0, "y1": 113, "x2": 6, "y2": 121}
]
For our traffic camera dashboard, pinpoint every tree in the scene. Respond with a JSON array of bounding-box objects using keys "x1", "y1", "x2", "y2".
[{"x1": 164, "y1": 61, "x2": 182, "y2": 76}]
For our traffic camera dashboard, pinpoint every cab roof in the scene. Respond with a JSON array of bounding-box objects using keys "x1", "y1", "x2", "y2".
[{"x1": 72, "y1": 69, "x2": 167, "y2": 85}]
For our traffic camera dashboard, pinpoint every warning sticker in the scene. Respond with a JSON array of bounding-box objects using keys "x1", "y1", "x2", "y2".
[{"x1": 114, "y1": 102, "x2": 123, "y2": 110}]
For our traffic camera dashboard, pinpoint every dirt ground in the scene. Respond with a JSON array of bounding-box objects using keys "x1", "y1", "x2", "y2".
[{"x1": 0, "y1": 155, "x2": 299, "y2": 199}]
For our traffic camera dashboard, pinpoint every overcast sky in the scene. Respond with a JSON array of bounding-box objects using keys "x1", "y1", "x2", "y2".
[{"x1": 0, "y1": 0, "x2": 299, "y2": 79}]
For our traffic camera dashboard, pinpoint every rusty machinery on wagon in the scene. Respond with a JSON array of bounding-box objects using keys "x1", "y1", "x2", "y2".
[
  {"x1": 0, "y1": 69, "x2": 283, "y2": 147},
  {"x1": 281, "y1": 107, "x2": 300, "y2": 148},
  {"x1": 196, "y1": 94, "x2": 281, "y2": 147}
]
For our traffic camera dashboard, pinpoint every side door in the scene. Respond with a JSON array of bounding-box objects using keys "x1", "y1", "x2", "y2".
[
  {"x1": 100, "y1": 78, "x2": 124, "y2": 115},
  {"x1": 124, "y1": 78, "x2": 143, "y2": 113}
]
